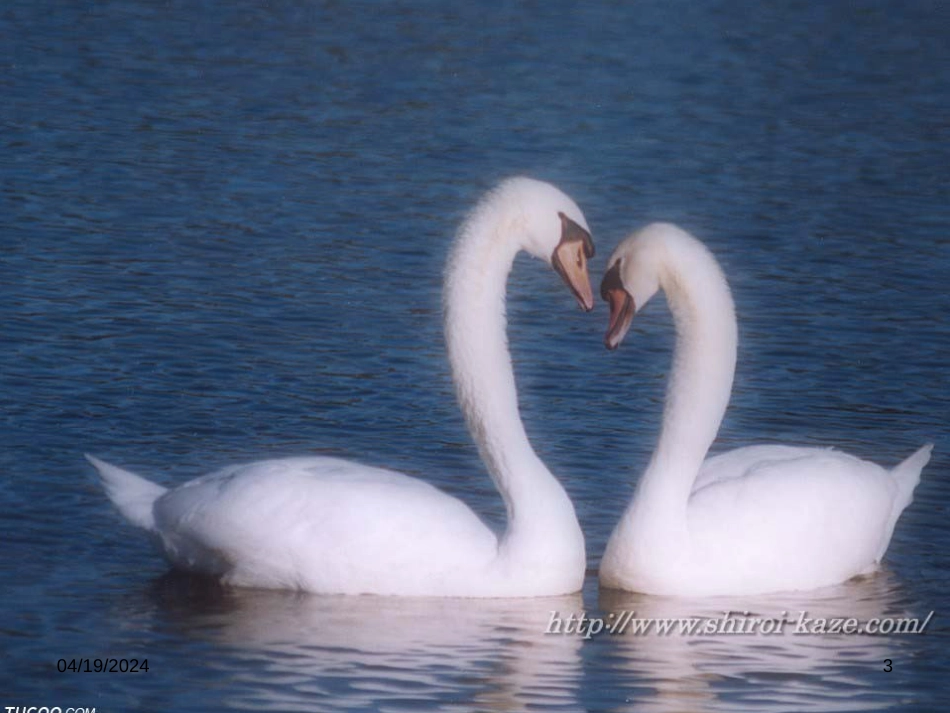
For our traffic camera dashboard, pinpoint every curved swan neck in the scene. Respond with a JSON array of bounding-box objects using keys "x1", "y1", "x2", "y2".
[
  {"x1": 442, "y1": 194, "x2": 574, "y2": 535},
  {"x1": 638, "y1": 235, "x2": 738, "y2": 511}
]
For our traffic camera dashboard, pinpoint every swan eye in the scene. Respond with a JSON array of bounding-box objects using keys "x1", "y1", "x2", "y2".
[
  {"x1": 600, "y1": 260, "x2": 624, "y2": 301},
  {"x1": 557, "y1": 212, "x2": 594, "y2": 258}
]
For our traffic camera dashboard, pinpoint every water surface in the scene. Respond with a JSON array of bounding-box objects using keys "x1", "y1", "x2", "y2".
[{"x1": 2, "y1": 0, "x2": 949, "y2": 710}]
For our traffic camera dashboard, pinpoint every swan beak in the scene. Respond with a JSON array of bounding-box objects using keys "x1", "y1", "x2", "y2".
[
  {"x1": 601, "y1": 261, "x2": 635, "y2": 350},
  {"x1": 553, "y1": 213, "x2": 595, "y2": 311}
]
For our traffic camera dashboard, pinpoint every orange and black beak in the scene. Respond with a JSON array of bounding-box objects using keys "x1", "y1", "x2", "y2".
[
  {"x1": 601, "y1": 261, "x2": 635, "y2": 350},
  {"x1": 552, "y1": 212, "x2": 595, "y2": 311}
]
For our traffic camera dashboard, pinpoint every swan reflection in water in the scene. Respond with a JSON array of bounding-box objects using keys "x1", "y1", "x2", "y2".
[
  {"x1": 146, "y1": 572, "x2": 583, "y2": 712},
  {"x1": 598, "y1": 569, "x2": 926, "y2": 712}
]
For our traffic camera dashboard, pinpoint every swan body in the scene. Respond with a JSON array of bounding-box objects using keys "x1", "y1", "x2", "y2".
[
  {"x1": 598, "y1": 223, "x2": 931, "y2": 596},
  {"x1": 89, "y1": 177, "x2": 595, "y2": 597}
]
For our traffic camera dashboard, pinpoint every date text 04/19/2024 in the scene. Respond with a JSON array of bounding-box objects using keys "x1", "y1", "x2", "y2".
[{"x1": 56, "y1": 658, "x2": 147, "y2": 673}]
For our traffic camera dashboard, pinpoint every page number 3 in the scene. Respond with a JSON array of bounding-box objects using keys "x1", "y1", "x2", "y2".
[{"x1": 883, "y1": 659, "x2": 893, "y2": 672}]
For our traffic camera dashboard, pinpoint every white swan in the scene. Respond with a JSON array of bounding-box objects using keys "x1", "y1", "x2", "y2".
[
  {"x1": 88, "y1": 177, "x2": 594, "y2": 597},
  {"x1": 598, "y1": 222, "x2": 932, "y2": 596}
]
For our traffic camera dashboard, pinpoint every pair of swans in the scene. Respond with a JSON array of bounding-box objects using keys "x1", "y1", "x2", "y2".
[{"x1": 89, "y1": 179, "x2": 931, "y2": 597}]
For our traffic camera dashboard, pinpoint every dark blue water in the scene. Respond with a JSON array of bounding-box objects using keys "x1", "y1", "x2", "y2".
[{"x1": 3, "y1": 0, "x2": 949, "y2": 710}]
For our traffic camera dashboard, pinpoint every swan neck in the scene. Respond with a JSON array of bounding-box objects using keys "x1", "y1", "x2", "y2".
[
  {"x1": 638, "y1": 241, "x2": 737, "y2": 514},
  {"x1": 443, "y1": 207, "x2": 574, "y2": 533}
]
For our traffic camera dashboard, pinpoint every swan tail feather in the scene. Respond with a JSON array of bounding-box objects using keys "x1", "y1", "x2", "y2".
[
  {"x1": 875, "y1": 443, "x2": 933, "y2": 561},
  {"x1": 892, "y1": 443, "x2": 932, "y2": 507},
  {"x1": 86, "y1": 454, "x2": 167, "y2": 532}
]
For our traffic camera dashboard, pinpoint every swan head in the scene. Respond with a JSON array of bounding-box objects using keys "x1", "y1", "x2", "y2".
[
  {"x1": 501, "y1": 177, "x2": 595, "y2": 311},
  {"x1": 600, "y1": 223, "x2": 681, "y2": 349}
]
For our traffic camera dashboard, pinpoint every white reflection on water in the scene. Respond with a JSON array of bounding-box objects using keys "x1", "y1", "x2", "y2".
[
  {"x1": 147, "y1": 574, "x2": 582, "y2": 711},
  {"x1": 597, "y1": 571, "x2": 922, "y2": 712}
]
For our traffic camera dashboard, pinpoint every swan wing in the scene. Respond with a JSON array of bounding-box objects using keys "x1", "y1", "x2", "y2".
[
  {"x1": 688, "y1": 448, "x2": 900, "y2": 590},
  {"x1": 152, "y1": 457, "x2": 498, "y2": 593},
  {"x1": 693, "y1": 445, "x2": 827, "y2": 493}
]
